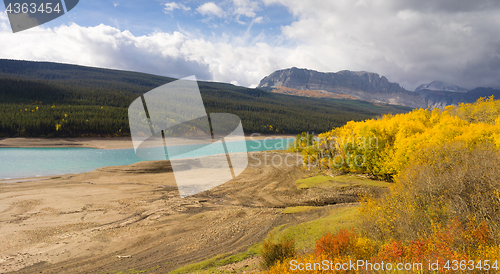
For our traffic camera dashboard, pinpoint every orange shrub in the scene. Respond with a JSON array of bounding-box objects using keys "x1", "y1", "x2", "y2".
[
  {"x1": 260, "y1": 235, "x2": 296, "y2": 269},
  {"x1": 264, "y1": 222, "x2": 500, "y2": 273},
  {"x1": 315, "y1": 229, "x2": 357, "y2": 258}
]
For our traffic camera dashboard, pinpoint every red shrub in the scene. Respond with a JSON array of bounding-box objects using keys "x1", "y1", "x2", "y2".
[
  {"x1": 315, "y1": 229, "x2": 357, "y2": 258},
  {"x1": 377, "y1": 240, "x2": 405, "y2": 261}
]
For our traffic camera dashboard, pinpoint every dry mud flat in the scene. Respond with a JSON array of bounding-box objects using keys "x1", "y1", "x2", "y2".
[
  {"x1": 0, "y1": 137, "x2": 135, "y2": 149},
  {"x1": 0, "y1": 135, "x2": 295, "y2": 149},
  {"x1": 0, "y1": 152, "x2": 375, "y2": 273}
]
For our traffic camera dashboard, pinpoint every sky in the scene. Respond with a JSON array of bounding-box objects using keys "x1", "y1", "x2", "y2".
[{"x1": 1, "y1": 0, "x2": 500, "y2": 90}]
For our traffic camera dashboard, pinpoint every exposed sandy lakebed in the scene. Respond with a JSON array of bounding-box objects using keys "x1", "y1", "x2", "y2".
[
  {"x1": 0, "y1": 151, "x2": 366, "y2": 273},
  {"x1": 0, "y1": 135, "x2": 295, "y2": 150}
]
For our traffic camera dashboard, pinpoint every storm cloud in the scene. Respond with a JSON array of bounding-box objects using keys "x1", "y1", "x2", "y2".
[{"x1": 1, "y1": 0, "x2": 499, "y2": 90}]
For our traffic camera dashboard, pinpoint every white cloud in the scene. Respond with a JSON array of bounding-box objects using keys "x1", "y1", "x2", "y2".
[
  {"x1": 197, "y1": 2, "x2": 224, "y2": 18},
  {"x1": 261, "y1": 0, "x2": 500, "y2": 90},
  {"x1": 0, "y1": 24, "x2": 213, "y2": 80},
  {"x1": 0, "y1": 23, "x2": 295, "y2": 87},
  {"x1": 181, "y1": 39, "x2": 291, "y2": 87},
  {"x1": 2, "y1": 0, "x2": 500, "y2": 91},
  {"x1": 1, "y1": 11, "x2": 10, "y2": 32},
  {"x1": 109, "y1": 18, "x2": 120, "y2": 29},
  {"x1": 233, "y1": 0, "x2": 259, "y2": 18},
  {"x1": 164, "y1": 2, "x2": 191, "y2": 13}
]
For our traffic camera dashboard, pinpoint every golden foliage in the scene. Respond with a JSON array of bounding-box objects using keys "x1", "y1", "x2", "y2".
[
  {"x1": 261, "y1": 98, "x2": 500, "y2": 273},
  {"x1": 360, "y1": 143, "x2": 500, "y2": 241},
  {"x1": 302, "y1": 97, "x2": 500, "y2": 180}
]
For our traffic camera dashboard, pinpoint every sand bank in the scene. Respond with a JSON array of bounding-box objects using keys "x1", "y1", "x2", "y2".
[{"x1": 0, "y1": 135, "x2": 295, "y2": 150}]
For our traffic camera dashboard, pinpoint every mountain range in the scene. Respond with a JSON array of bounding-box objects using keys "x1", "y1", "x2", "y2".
[
  {"x1": 0, "y1": 59, "x2": 411, "y2": 137},
  {"x1": 257, "y1": 68, "x2": 500, "y2": 109},
  {"x1": 3, "y1": 59, "x2": 498, "y2": 138}
]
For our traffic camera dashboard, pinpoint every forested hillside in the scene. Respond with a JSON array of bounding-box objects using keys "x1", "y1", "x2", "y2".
[{"x1": 0, "y1": 59, "x2": 412, "y2": 137}]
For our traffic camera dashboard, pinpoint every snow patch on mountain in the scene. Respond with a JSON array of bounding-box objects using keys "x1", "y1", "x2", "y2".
[{"x1": 415, "y1": 81, "x2": 468, "y2": 93}]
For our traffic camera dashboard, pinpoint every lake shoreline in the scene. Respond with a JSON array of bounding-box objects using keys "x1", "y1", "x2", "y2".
[
  {"x1": 0, "y1": 134, "x2": 296, "y2": 149},
  {"x1": 0, "y1": 152, "x2": 308, "y2": 273}
]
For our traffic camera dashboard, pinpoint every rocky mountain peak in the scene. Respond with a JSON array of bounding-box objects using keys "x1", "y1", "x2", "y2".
[
  {"x1": 258, "y1": 67, "x2": 500, "y2": 109},
  {"x1": 257, "y1": 67, "x2": 427, "y2": 108},
  {"x1": 415, "y1": 81, "x2": 468, "y2": 93}
]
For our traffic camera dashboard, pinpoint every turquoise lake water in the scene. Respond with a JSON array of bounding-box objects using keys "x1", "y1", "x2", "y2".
[{"x1": 0, "y1": 138, "x2": 292, "y2": 180}]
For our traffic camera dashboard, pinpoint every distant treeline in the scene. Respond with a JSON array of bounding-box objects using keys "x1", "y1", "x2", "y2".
[{"x1": 0, "y1": 59, "x2": 412, "y2": 137}]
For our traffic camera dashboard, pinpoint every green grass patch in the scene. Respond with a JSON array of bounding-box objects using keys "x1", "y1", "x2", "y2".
[
  {"x1": 281, "y1": 206, "x2": 320, "y2": 214},
  {"x1": 111, "y1": 248, "x2": 259, "y2": 274},
  {"x1": 295, "y1": 175, "x2": 333, "y2": 189},
  {"x1": 168, "y1": 246, "x2": 260, "y2": 274},
  {"x1": 168, "y1": 254, "x2": 228, "y2": 274},
  {"x1": 296, "y1": 174, "x2": 390, "y2": 189},
  {"x1": 264, "y1": 205, "x2": 360, "y2": 251},
  {"x1": 167, "y1": 204, "x2": 361, "y2": 273}
]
